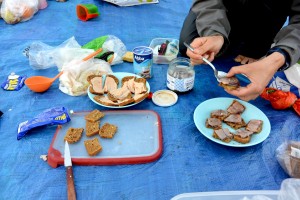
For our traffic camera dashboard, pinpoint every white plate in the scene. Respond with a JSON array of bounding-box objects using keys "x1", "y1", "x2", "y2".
[
  {"x1": 193, "y1": 97, "x2": 271, "y2": 147},
  {"x1": 87, "y1": 72, "x2": 150, "y2": 108}
]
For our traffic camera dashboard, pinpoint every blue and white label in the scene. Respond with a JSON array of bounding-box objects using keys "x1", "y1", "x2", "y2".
[
  {"x1": 133, "y1": 46, "x2": 153, "y2": 79},
  {"x1": 167, "y1": 74, "x2": 195, "y2": 92}
]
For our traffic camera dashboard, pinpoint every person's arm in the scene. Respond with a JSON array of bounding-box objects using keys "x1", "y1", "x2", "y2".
[
  {"x1": 269, "y1": 0, "x2": 300, "y2": 69},
  {"x1": 225, "y1": 53, "x2": 285, "y2": 101},
  {"x1": 191, "y1": 0, "x2": 230, "y2": 51}
]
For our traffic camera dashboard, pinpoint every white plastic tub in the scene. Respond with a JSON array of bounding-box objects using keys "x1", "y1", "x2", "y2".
[
  {"x1": 171, "y1": 190, "x2": 279, "y2": 200},
  {"x1": 149, "y1": 38, "x2": 179, "y2": 64}
]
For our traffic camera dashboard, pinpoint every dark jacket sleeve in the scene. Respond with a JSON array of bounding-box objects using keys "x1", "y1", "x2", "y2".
[
  {"x1": 191, "y1": 0, "x2": 230, "y2": 53},
  {"x1": 273, "y1": 0, "x2": 300, "y2": 66}
]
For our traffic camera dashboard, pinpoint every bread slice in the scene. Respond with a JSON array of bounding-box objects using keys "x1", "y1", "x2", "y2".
[
  {"x1": 64, "y1": 127, "x2": 84, "y2": 144},
  {"x1": 103, "y1": 74, "x2": 119, "y2": 93},
  {"x1": 93, "y1": 95, "x2": 118, "y2": 107},
  {"x1": 224, "y1": 114, "x2": 246, "y2": 129},
  {"x1": 233, "y1": 129, "x2": 254, "y2": 144},
  {"x1": 121, "y1": 76, "x2": 136, "y2": 86},
  {"x1": 84, "y1": 137, "x2": 102, "y2": 156},
  {"x1": 246, "y1": 119, "x2": 263, "y2": 133},
  {"x1": 134, "y1": 78, "x2": 147, "y2": 94},
  {"x1": 227, "y1": 100, "x2": 246, "y2": 114},
  {"x1": 205, "y1": 117, "x2": 222, "y2": 129},
  {"x1": 225, "y1": 119, "x2": 246, "y2": 129},
  {"x1": 219, "y1": 76, "x2": 240, "y2": 90},
  {"x1": 212, "y1": 128, "x2": 233, "y2": 143},
  {"x1": 85, "y1": 109, "x2": 105, "y2": 122},
  {"x1": 121, "y1": 76, "x2": 136, "y2": 93},
  {"x1": 86, "y1": 121, "x2": 100, "y2": 137},
  {"x1": 99, "y1": 123, "x2": 118, "y2": 138},
  {"x1": 210, "y1": 109, "x2": 229, "y2": 121},
  {"x1": 133, "y1": 92, "x2": 149, "y2": 103},
  {"x1": 87, "y1": 75, "x2": 104, "y2": 95},
  {"x1": 107, "y1": 87, "x2": 132, "y2": 102},
  {"x1": 122, "y1": 51, "x2": 133, "y2": 62},
  {"x1": 118, "y1": 98, "x2": 135, "y2": 106}
]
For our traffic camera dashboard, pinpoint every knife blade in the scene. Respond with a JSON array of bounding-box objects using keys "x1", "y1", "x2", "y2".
[{"x1": 64, "y1": 141, "x2": 77, "y2": 200}]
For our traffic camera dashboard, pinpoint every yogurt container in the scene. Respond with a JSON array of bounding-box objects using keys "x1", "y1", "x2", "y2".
[{"x1": 133, "y1": 46, "x2": 153, "y2": 79}]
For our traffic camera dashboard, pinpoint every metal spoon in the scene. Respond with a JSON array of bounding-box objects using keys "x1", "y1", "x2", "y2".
[{"x1": 183, "y1": 42, "x2": 225, "y2": 82}]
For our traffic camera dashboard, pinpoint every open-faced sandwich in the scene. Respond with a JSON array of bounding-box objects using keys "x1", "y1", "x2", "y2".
[
  {"x1": 224, "y1": 114, "x2": 246, "y2": 129},
  {"x1": 219, "y1": 76, "x2": 240, "y2": 90},
  {"x1": 210, "y1": 109, "x2": 229, "y2": 120},
  {"x1": 233, "y1": 129, "x2": 254, "y2": 144},
  {"x1": 205, "y1": 117, "x2": 222, "y2": 129},
  {"x1": 88, "y1": 74, "x2": 149, "y2": 107},
  {"x1": 227, "y1": 100, "x2": 246, "y2": 114},
  {"x1": 213, "y1": 128, "x2": 233, "y2": 143},
  {"x1": 246, "y1": 119, "x2": 263, "y2": 133}
]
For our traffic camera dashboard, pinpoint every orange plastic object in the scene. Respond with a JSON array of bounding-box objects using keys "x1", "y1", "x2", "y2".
[
  {"x1": 25, "y1": 71, "x2": 63, "y2": 93},
  {"x1": 82, "y1": 48, "x2": 102, "y2": 61},
  {"x1": 76, "y1": 4, "x2": 99, "y2": 21}
]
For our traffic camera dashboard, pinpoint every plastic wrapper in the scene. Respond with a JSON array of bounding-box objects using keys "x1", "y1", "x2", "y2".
[
  {"x1": 278, "y1": 178, "x2": 300, "y2": 200},
  {"x1": 240, "y1": 178, "x2": 300, "y2": 200},
  {"x1": 82, "y1": 35, "x2": 127, "y2": 65},
  {"x1": 240, "y1": 196, "x2": 273, "y2": 200},
  {"x1": 59, "y1": 58, "x2": 112, "y2": 96},
  {"x1": 23, "y1": 37, "x2": 92, "y2": 70},
  {"x1": 17, "y1": 107, "x2": 71, "y2": 140},
  {"x1": 103, "y1": 0, "x2": 159, "y2": 7},
  {"x1": 276, "y1": 141, "x2": 300, "y2": 178},
  {"x1": 284, "y1": 62, "x2": 300, "y2": 89},
  {"x1": 0, "y1": 0, "x2": 39, "y2": 24},
  {"x1": 1, "y1": 72, "x2": 26, "y2": 91}
]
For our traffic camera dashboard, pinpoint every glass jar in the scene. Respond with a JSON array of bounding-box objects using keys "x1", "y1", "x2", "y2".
[{"x1": 166, "y1": 57, "x2": 195, "y2": 93}]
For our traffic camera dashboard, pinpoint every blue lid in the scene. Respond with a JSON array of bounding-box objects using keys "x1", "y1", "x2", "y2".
[{"x1": 133, "y1": 46, "x2": 153, "y2": 55}]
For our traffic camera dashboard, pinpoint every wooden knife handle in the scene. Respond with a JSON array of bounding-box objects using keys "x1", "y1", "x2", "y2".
[{"x1": 66, "y1": 166, "x2": 77, "y2": 200}]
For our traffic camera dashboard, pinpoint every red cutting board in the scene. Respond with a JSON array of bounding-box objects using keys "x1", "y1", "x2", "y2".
[{"x1": 47, "y1": 110, "x2": 163, "y2": 168}]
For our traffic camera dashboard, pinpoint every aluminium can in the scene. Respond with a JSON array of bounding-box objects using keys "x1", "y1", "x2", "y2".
[{"x1": 133, "y1": 46, "x2": 153, "y2": 79}]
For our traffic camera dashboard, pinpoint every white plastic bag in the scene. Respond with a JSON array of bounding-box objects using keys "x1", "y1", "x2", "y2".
[
  {"x1": 276, "y1": 141, "x2": 300, "y2": 178},
  {"x1": 24, "y1": 37, "x2": 94, "y2": 70},
  {"x1": 59, "y1": 58, "x2": 112, "y2": 96},
  {"x1": 102, "y1": 35, "x2": 127, "y2": 65},
  {"x1": 284, "y1": 62, "x2": 300, "y2": 89},
  {"x1": 1, "y1": 0, "x2": 39, "y2": 24},
  {"x1": 278, "y1": 178, "x2": 300, "y2": 200}
]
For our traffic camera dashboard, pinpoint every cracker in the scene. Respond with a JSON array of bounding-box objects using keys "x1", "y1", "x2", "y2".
[
  {"x1": 85, "y1": 109, "x2": 105, "y2": 122},
  {"x1": 84, "y1": 137, "x2": 102, "y2": 156},
  {"x1": 64, "y1": 127, "x2": 84, "y2": 144},
  {"x1": 99, "y1": 123, "x2": 118, "y2": 138}
]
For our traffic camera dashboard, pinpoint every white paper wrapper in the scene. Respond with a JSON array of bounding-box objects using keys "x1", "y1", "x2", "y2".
[{"x1": 103, "y1": 0, "x2": 159, "y2": 7}]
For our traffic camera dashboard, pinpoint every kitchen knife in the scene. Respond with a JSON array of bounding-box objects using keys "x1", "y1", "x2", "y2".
[{"x1": 64, "y1": 141, "x2": 77, "y2": 200}]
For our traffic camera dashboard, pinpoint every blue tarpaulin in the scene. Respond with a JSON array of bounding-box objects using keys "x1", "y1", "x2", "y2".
[{"x1": 0, "y1": 0, "x2": 299, "y2": 199}]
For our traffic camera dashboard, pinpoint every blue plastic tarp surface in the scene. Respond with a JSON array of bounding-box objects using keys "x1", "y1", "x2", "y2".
[{"x1": 0, "y1": 0, "x2": 299, "y2": 199}]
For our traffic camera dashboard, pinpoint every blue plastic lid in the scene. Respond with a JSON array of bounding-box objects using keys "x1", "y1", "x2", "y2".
[{"x1": 133, "y1": 46, "x2": 153, "y2": 55}]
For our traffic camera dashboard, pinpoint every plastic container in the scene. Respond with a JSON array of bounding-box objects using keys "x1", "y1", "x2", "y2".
[
  {"x1": 149, "y1": 38, "x2": 179, "y2": 64},
  {"x1": 167, "y1": 57, "x2": 195, "y2": 93},
  {"x1": 171, "y1": 190, "x2": 279, "y2": 200}
]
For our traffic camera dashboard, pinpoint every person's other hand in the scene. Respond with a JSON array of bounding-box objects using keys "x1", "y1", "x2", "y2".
[
  {"x1": 225, "y1": 54, "x2": 283, "y2": 101},
  {"x1": 186, "y1": 35, "x2": 224, "y2": 65}
]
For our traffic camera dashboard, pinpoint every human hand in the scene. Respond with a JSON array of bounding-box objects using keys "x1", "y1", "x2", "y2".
[
  {"x1": 225, "y1": 56, "x2": 281, "y2": 101},
  {"x1": 186, "y1": 35, "x2": 224, "y2": 65}
]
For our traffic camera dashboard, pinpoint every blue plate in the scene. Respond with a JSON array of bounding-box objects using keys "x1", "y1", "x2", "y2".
[
  {"x1": 87, "y1": 72, "x2": 150, "y2": 108},
  {"x1": 193, "y1": 97, "x2": 271, "y2": 147}
]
